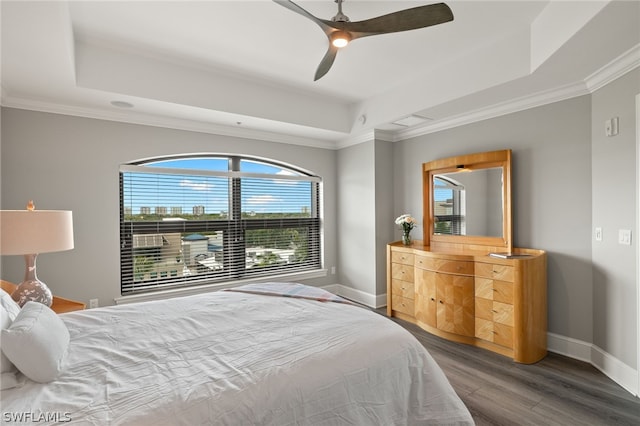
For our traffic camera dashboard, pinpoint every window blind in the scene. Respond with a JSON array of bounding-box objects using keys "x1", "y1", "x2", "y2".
[{"x1": 119, "y1": 156, "x2": 322, "y2": 295}]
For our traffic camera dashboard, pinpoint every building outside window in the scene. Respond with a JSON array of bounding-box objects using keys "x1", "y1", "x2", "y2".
[{"x1": 119, "y1": 155, "x2": 322, "y2": 295}]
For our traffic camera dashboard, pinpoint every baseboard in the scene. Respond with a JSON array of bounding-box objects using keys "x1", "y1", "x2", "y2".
[
  {"x1": 546, "y1": 332, "x2": 593, "y2": 362},
  {"x1": 547, "y1": 332, "x2": 638, "y2": 397},
  {"x1": 322, "y1": 284, "x2": 386, "y2": 309},
  {"x1": 590, "y1": 345, "x2": 639, "y2": 397}
]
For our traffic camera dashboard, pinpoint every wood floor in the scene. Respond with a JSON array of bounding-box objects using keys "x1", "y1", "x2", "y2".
[{"x1": 380, "y1": 312, "x2": 640, "y2": 426}]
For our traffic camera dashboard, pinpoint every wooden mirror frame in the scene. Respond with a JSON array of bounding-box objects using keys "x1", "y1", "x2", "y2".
[{"x1": 423, "y1": 149, "x2": 512, "y2": 252}]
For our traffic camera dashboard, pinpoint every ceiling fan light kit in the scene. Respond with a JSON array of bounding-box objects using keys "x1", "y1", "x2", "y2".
[
  {"x1": 273, "y1": 0, "x2": 454, "y2": 80},
  {"x1": 331, "y1": 31, "x2": 351, "y2": 48}
]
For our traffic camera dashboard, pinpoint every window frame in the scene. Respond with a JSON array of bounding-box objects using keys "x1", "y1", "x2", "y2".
[{"x1": 119, "y1": 155, "x2": 323, "y2": 296}]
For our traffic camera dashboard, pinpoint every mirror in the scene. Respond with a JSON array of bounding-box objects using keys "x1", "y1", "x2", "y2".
[
  {"x1": 433, "y1": 167, "x2": 504, "y2": 237},
  {"x1": 423, "y1": 150, "x2": 512, "y2": 252}
]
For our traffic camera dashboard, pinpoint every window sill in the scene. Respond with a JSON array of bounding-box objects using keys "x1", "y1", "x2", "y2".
[{"x1": 114, "y1": 268, "x2": 328, "y2": 305}]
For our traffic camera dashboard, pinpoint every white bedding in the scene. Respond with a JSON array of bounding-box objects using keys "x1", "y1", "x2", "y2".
[{"x1": 1, "y1": 285, "x2": 473, "y2": 425}]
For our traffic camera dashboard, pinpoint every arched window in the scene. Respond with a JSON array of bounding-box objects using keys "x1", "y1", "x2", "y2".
[
  {"x1": 119, "y1": 155, "x2": 322, "y2": 295},
  {"x1": 433, "y1": 175, "x2": 465, "y2": 235}
]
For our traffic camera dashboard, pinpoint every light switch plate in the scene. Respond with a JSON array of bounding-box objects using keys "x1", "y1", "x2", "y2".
[
  {"x1": 619, "y1": 229, "x2": 631, "y2": 245},
  {"x1": 595, "y1": 227, "x2": 602, "y2": 241}
]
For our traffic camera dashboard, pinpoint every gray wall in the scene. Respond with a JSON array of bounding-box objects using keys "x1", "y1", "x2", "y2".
[
  {"x1": 0, "y1": 109, "x2": 338, "y2": 306},
  {"x1": 335, "y1": 138, "x2": 394, "y2": 302},
  {"x1": 336, "y1": 140, "x2": 376, "y2": 296},
  {"x1": 374, "y1": 139, "x2": 395, "y2": 296},
  {"x1": 591, "y1": 69, "x2": 639, "y2": 368},
  {"x1": 393, "y1": 95, "x2": 595, "y2": 345}
]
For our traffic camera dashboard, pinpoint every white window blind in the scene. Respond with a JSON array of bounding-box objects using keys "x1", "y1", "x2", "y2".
[{"x1": 119, "y1": 156, "x2": 322, "y2": 295}]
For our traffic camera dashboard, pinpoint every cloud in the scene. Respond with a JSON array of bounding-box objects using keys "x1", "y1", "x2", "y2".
[
  {"x1": 246, "y1": 195, "x2": 282, "y2": 205},
  {"x1": 179, "y1": 179, "x2": 214, "y2": 191},
  {"x1": 272, "y1": 169, "x2": 300, "y2": 185}
]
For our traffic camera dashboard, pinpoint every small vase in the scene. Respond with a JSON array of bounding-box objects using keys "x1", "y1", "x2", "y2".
[{"x1": 402, "y1": 231, "x2": 412, "y2": 245}]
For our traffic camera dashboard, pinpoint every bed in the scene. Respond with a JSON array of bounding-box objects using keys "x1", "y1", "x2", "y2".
[{"x1": 1, "y1": 282, "x2": 473, "y2": 425}]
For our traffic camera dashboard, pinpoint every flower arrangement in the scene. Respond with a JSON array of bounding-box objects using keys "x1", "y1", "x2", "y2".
[{"x1": 395, "y1": 214, "x2": 417, "y2": 245}]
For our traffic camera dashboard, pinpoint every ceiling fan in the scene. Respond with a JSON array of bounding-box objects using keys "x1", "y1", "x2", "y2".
[{"x1": 273, "y1": 0, "x2": 454, "y2": 81}]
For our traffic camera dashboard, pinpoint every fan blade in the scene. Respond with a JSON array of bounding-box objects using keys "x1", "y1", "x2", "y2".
[
  {"x1": 272, "y1": 0, "x2": 333, "y2": 34},
  {"x1": 331, "y1": 3, "x2": 454, "y2": 38},
  {"x1": 314, "y1": 44, "x2": 339, "y2": 81}
]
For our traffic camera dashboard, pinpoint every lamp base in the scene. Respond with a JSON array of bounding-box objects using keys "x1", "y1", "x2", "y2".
[
  {"x1": 11, "y1": 279, "x2": 53, "y2": 307},
  {"x1": 10, "y1": 253, "x2": 53, "y2": 307}
]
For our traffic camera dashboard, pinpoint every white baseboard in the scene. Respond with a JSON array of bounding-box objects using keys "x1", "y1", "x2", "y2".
[
  {"x1": 547, "y1": 332, "x2": 593, "y2": 363},
  {"x1": 590, "y1": 344, "x2": 639, "y2": 397},
  {"x1": 537, "y1": 332, "x2": 639, "y2": 397},
  {"x1": 322, "y1": 284, "x2": 386, "y2": 308}
]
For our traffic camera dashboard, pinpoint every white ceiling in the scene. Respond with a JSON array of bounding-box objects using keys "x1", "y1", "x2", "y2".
[{"x1": 1, "y1": 1, "x2": 639, "y2": 148}]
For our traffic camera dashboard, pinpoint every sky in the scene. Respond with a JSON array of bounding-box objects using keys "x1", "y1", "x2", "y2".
[{"x1": 122, "y1": 157, "x2": 313, "y2": 215}]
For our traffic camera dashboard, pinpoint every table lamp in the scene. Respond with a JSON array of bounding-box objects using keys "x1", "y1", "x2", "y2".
[{"x1": 0, "y1": 201, "x2": 74, "y2": 307}]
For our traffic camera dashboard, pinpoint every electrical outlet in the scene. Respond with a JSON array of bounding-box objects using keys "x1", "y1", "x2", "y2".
[
  {"x1": 89, "y1": 298, "x2": 99, "y2": 309},
  {"x1": 331, "y1": 266, "x2": 336, "y2": 275}
]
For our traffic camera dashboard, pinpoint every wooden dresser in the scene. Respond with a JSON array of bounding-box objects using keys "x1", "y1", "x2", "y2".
[{"x1": 387, "y1": 241, "x2": 547, "y2": 364}]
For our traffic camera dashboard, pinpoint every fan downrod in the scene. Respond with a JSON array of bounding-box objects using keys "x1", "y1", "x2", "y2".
[{"x1": 332, "y1": 0, "x2": 350, "y2": 23}]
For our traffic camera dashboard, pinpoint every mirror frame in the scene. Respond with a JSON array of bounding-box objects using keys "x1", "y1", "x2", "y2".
[{"x1": 423, "y1": 149, "x2": 512, "y2": 252}]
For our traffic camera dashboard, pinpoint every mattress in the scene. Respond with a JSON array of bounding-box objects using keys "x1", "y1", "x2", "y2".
[{"x1": 1, "y1": 283, "x2": 473, "y2": 425}]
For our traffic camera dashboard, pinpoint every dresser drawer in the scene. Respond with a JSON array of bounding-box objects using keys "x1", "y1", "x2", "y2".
[
  {"x1": 416, "y1": 256, "x2": 474, "y2": 275},
  {"x1": 475, "y1": 318, "x2": 514, "y2": 349},
  {"x1": 475, "y1": 262, "x2": 514, "y2": 282},
  {"x1": 475, "y1": 298, "x2": 513, "y2": 326},
  {"x1": 391, "y1": 263, "x2": 414, "y2": 282},
  {"x1": 391, "y1": 250, "x2": 414, "y2": 266},
  {"x1": 391, "y1": 279, "x2": 415, "y2": 300},
  {"x1": 493, "y1": 322, "x2": 514, "y2": 348},
  {"x1": 492, "y1": 301, "x2": 514, "y2": 326},
  {"x1": 391, "y1": 295, "x2": 415, "y2": 317},
  {"x1": 475, "y1": 277, "x2": 513, "y2": 304}
]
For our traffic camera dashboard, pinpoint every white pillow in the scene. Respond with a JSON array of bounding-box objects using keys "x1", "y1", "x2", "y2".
[
  {"x1": 1, "y1": 305, "x2": 20, "y2": 389},
  {"x1": 1, "y1": 306, "x2": 16, "y2": 372},
  {"x1": 0, "y1": 288, "x2": 21, "y2": 320},
  {"x1": 1, "y1": 301, "x2": 70, "y2": 383},
  {"x1": 1, "y1": 289, "x2": 22, "y2": 389}
]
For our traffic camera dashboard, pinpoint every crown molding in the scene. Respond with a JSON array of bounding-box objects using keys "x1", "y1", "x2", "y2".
[
  {"x1": 0, "y1": 95, "x2": 340, "y2": 150},
  {"x1": 334, "y1": 130, "x2": 377, "y2": 150},
  {"x1": 388, "y1": 43, "x2": 640, "y2": 142},
  {"x1": 585, "y1": 43, "x2": 640, "y2": 92},
  {"x1": 390, "y1": 80, "x2": 590, "y2": 142}
]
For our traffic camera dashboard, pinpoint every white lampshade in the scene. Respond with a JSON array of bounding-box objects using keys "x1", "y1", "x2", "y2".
[{"x1": 0, "y1": 210, "x2": 74, "y2": 255}]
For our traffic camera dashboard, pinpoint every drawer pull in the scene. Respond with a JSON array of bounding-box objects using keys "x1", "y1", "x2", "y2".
[
  {"x1": 492, "y1": 309, "x2": 498, "y2": 313},
  {"x1": 430, "y1": 297, "x2": 435, "y2": 302},
  {"x1": 439, "y1": 300, "x2": 444, "y2": 304}
]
